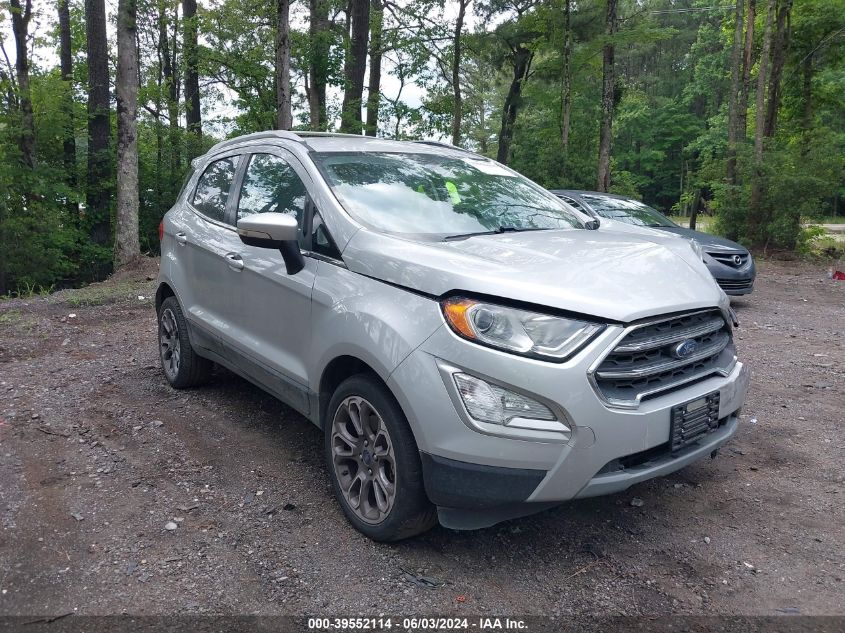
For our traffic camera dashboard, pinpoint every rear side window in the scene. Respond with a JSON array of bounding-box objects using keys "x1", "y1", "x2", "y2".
[
  {"x1": 192, "y1": 157, "x2": 239, "y2": 222},
  {"x1": 237, "y1": 153, "x2": 308, "y2": 225}
]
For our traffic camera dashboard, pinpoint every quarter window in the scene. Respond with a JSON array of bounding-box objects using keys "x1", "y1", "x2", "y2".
[
  {"x1": 237, "y1": 153, "x2": 308, "y2": 225},
  {"x1": 192, "y1": 157, "x2": 239, "y2": 222},
  {"x1": 311, "y1": 213, "x2": 342, "y2": 260}
]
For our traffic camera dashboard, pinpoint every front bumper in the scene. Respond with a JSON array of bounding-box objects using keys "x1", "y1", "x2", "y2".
[{"x1": 387, "y1": 322, "x2": 750, "y2": 527}]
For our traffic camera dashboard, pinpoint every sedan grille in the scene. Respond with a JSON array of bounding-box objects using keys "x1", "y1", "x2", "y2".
[
  {"x1": 716, "y1": 278, "x2": 754, "y2": 292},
  {"x1": 709, "y1": 252, "x2": 749, "y2": 269},
  {"x1": 591, "y1": 310, "x2": 736, "y2": 408}
]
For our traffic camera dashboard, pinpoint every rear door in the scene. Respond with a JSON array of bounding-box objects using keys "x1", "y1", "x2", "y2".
[
  {"x1": 178, "y1": 152, "x2": 244, "y2": 349},
  {"x1": 219, "y1": 149, "x2": 318, "y2": 412}
]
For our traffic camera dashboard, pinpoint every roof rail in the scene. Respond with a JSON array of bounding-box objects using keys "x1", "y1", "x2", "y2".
[
  {"x1": 207, "y1": 132, "x2": 485, "y2": 158},
  {"x1": 295, "y1": 131, "x2": 369, "y2": 139},
  {"x1": 207, "y1": 130, "x2": 303, "y2": 154},
  {"x1": 207, "y1": 130, "x2": 382, "y2": 155}
]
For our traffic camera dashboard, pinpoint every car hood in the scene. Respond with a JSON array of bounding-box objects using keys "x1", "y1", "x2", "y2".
[
  {"x1": 342, "y1": 227, "x2": 727, "y2": 323},
  {"x1": 655, "y1": 226, "x2": 748, "y2": 253}
]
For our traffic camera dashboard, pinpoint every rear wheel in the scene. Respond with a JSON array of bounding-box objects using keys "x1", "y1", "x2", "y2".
[
  {"x1": 158, "y1": 296, "x2": 212, "y2": 388},
  {"x1": 325, "y1": 374, "x2": 436, "y2": 541}
]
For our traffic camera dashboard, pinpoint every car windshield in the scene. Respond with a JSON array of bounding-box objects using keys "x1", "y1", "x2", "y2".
[
  {"x1": 581, "y1": 195, "x2": 676, "y2": 228},
  {"x1": 314, "y1": 152, "x2": 584, "y2": 237}
]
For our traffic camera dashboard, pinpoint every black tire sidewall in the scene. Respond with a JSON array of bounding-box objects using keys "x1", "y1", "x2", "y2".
[
  {"x1": 324, "y1": 374, "x2": 433, "y2": 541},
  {"x1": 158, "y1": 296, "x2": 209, "y2": 388}
]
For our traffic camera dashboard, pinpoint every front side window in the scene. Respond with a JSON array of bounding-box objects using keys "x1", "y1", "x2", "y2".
[
  {"x1": 192, "y1": 157, "x2": 239, "y2": 222},
  {"x1": 581, "y1": 195, "x2": 676, "y2": 228},
  {"x1": 237, "y1": 153, "x2": 308, "y2": 225},
  {"x1": 314, "y1": 152, "x2": 584, "y2": 237}
]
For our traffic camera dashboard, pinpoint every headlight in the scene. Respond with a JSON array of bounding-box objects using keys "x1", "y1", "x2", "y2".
[{"x1": 441, "y1": 297, "x2": 604, "y2": 361}]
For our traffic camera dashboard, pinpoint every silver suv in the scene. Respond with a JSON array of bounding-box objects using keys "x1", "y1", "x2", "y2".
[{"x1": 156, "y1": 131, "x2": 750, "y2": 541}]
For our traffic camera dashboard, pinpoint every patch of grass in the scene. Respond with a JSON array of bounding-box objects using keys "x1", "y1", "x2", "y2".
[
  {"x1": 1, "y1": 282, "x2": 55, "y2": 301},
  {"x1": 53, "y1": 280, "x2": 155, "y2": 308},
  {"x1": 0, "y1": 309, "x2": 37, "y2": 331},
  {"x1": 0, "y1": 309, "x2": 23, "y2": 325}
]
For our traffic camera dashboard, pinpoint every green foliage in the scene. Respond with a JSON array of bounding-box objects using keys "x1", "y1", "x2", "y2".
[{"x1": 1, "y1": 0, "x2": 844, "y2": 297}]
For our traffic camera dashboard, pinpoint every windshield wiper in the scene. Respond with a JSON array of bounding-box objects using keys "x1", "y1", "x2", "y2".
[{"x1": 443, "y1": 226, "x2": 547, "y2": 241}]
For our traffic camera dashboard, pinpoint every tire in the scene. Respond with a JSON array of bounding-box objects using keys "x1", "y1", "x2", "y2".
[
  {"x1": 325, "y1": 374, "x2": 437, "y2": 541},
  {"x1": 157, "y1": 296, "x2": 212, "y2": 389}
]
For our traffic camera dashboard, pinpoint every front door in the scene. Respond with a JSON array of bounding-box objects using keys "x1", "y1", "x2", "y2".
[{"x1": 220, "y1": 149, "x2": 318, "y2": 412}]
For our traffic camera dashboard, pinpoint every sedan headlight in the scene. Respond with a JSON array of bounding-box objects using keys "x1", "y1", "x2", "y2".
[{"x1": 441, "y1": 297, "x2": 604, "y2": 361}]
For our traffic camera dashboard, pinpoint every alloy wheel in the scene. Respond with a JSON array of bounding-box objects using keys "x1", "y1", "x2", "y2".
[
  {"x1": 330, "y1": 396, "x2": 397, "y2": 524},
  {"x1": 159, "y1": 308, "x2": 181, "y2": 381}
]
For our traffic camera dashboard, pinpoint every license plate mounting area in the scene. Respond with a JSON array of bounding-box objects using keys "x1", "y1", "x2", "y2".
[{"x1": 670, "y1": 391, "x2": 721, "y2": 454}]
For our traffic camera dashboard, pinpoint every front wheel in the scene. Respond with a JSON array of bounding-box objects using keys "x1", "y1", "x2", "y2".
[{"x1": 325, "y1": 375, "x2": 436, "y2": 541}]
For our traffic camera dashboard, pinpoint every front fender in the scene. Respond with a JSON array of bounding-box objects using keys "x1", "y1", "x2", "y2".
[{"x1": 309, "y1": 262, "x2": 443, "y2": 397}]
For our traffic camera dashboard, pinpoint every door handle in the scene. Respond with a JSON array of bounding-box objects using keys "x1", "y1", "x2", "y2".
[
  {"x1": 225, "y1": 252, "x2": 244, "y2": 271},
  {"x1": 175, "y1": 232, "x2": 187, "y2": 245}
]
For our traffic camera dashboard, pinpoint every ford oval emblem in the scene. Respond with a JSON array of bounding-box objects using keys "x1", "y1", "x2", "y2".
[{"x1": 673, "y1": 339, "x2": 699, "y2": 359}]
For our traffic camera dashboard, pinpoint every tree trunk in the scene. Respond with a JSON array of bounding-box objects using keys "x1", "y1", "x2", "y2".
[
  {"x1": 748, "y1": 0, "x2": 776, "y2": 244},
  {"x1": 451, "y1": 0, "x2": 469, "y2": 146},
  {"x1": 496, "y1": 45, "x2": 532, "y2": 165},
  {"x1": 560, "y1": 0, "x2": 572, "y2": 150},
  {"x1": 308, "y1": 0, "x2": 329, "y2": 130},
  {"x1": 183, "y1": 0, "x2": 201, "y2": 157},
  {"x1": 738, "y1": 0, "x2": 756, "y2": 141},
  {"x1": 115, "y1": 0, "x2": 140, "y2": 267},
  {"x1": 275, "y1": 0, "x2": 293, "y2": 130},
  {"x1": 162, "y1": 4, "x2": 181, "y2": 195},
  {"x1": 764, "y1": 0, "x2": 792, "y2": 138},
  {"x1": 85, "y1": 0, "x2": 112, "y2": 246},
  {"x1": 9, "y1": 0, "x2": 34, "y2": 169},
  {"x1": 726, "y1": 0, "x2": 745, "y2": 186},
  {"x1": 340, "y1": 0, "x2": 370, "y2": 133},
  {"x1": 801, "y1": 55, "x2": 812, "y2": 145},
  {"x1": 596, "y1": 0, "x2": 617, "y2": 192},
  {"x1": 58, "y1": 0, "x2": 76, "y2": 188},
  {"x1": 689, "y1": 188, "x2": 702, "y2": 231},
  {"x1": 365, "y1": 0, "x2": 384, "y2": 137}
]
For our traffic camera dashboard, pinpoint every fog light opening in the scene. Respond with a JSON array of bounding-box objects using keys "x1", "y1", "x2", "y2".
[{"x1": 452, "y1": 372, "x2": 567, "y2": 436}]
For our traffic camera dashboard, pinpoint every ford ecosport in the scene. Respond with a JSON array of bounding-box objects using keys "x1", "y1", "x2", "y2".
[{"x1": 156, "y1": 132, "x2": 750, "y2": 541}]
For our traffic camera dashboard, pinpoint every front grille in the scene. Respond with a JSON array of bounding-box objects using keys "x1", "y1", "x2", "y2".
[
  {"x1": 716, "y1": 278, "x2": 754, "y2": 291},
  {"x1": 709, "y1": 252, "x2": 749, "y2": 269},
  {"x1": 591, "y1": 310, "x2": 736, "y2": 408}
]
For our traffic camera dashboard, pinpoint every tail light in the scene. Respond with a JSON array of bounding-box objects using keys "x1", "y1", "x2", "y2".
[{"x1": 158, "y1": 220, "x2": 164, "y2": 242}]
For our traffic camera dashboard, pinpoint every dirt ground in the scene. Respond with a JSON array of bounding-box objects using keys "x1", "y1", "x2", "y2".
[{"x1": 0, "y1": 257, "x2": 843, "y2": 619}]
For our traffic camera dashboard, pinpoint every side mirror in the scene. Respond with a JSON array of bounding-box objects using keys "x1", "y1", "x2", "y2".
[
  {"x1": 585, "y1": 218, "x2": 601, "y2": 230},
  {"x1": 237, "y1": 212, "x2": 305, "y2": 275}
]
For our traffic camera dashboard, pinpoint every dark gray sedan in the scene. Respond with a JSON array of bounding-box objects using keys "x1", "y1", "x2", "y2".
[{"x1": 551, "y1": 190, "x2": 755, "y2": 296}]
